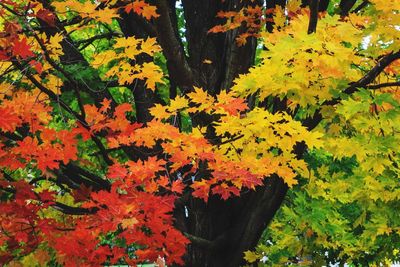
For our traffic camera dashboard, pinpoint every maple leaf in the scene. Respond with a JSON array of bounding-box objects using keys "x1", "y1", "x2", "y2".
[
  {"x1": 99, "y1": 98, "x2": 112, "y2": 113},
  {"x1": 44, "y1": 74, "x2": 63, "y2": 94},
  {"x1": 150, "y1": 103, "x2": 171, "y2": 120},
  {"x1": 191, "y1": 179, "x2": 211, "y2": 202},
  {"x1": 141, "y1": 5, "x2": 159, "y2": 19},
  {"x1": 187, "y1": 86, "x2": 210, "y2": 104},
  {"x1": 212, "y1": 183, "x2": 240, "y2": 200},
  {"x1": 36, "y1": 9, "x2": 56, "y2": 27},
  {"x1": 13, "y1": 38, "x2": 34, "y2": 59},
  {"x1": 273, "y1": 6, "x2": 287, "y2": 29},
  {"x1": 124, "y1": 1, "x2": 159, "y2": 20},
  {"x1": 244, "y1": 250, "x2": 261, "y2": 263},
  {"x1": 171, "y1": 180, "x2": 185, "y2": 194},
  {"x1": 121, "y1": 217, "x2": 139, "y2": 228},
  {"x1": 0, "y1": 107, "x2": 21, "y2": 132},
  {"x1": 277, "y1": 166, "x2": 298, "y2": 188},
  {"x1": 93, "y1": 8, "x2": 119, "y2": 24},
  {"x1": 157, "y1": 175, "x2": 170, "y2": 188},
  {"x1": 169, "y1": 96, "x2": 189, "y2": 112},
  {"x1": 286, "y1": 0, "x2": 302, "y2": 14},
  {"x1": 29, "y1": 60, "x2": 43, "y2": 74},
  {"x1": 140, "y1": 37, "x2": 162, "y2": 56},
  {"x1": 215, "y1": 90, "x2": 248, "y2": 115},
  {"x1": 139, "y1": 62, "x2": 164, "y2": 91}
]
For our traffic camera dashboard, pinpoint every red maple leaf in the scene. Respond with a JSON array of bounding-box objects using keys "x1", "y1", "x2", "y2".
[
  {"x1": 0, "y1": 107, "x2": 21, "y2": 132},
  {"x1": 36, "y1": 9, "x2": 56, "y2": 27},
  {"x1": 171, "y1": 180, "x2": 184, "y2": 194},
  {"x1": 13, "y1": 38, "x2": 34, "y2": 59},
  {"x1": 29, "y1": 60, "x2": 43, "y2": 74},
  {"x1": 191, "y1": 180, "x2": 211, "y2": 202}
]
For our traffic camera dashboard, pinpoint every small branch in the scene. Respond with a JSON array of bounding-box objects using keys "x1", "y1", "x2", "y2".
[
  {"x1": 63, "y1": 163, "x2": 111, "y2": 191},
  {"x1": 12, "y1": 58, "x2": 84, "y2": 121},
  {"x1": 307, "y1": 0, "x2": 320, "y2": 34},
  {"x1": 352, "y1": 1, "x2": 370, "y2": 13},
  {"x1": 1, "y1": 170, "x2": 16, "y2": 182},
  {"x1": 218, "y1": 134, "x2": 244, "y2": 146},
  {"x1": 76, "y1": 32, "x2": 123, "y2": 50},
  {"x1": 12, "y1": 59, "x2": 113, "y2": 165},
  {"x1": 303, "y1": 51, "x2": 400, "y2": 131},
  {"x1": 344, "y1": 51, "x2": 400, "y2": 95},
  {"x1": 52, "y1": 202, "x2": 99, "y2": 215},
  {"x1": 30, "y1": 30, "x2": 90, "y2": 118},
  {"x1": 367, "y1": 81, "x2": 400, "y2": 90},
  {"x1": 0, "y1": 2, "x2": 23, "y2": 17}
]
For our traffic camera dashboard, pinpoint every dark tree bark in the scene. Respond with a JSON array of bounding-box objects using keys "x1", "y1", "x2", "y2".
[{"x1": 339, "y1": 0, "x2": 357, "y2": 16}]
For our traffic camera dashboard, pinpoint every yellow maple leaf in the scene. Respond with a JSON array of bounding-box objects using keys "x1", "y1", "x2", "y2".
[
  {"x1": 79, "y1": 1, "x2": 97, "y2": 16},
  {"x1": 45, "y1": 74, "x2": 63, "y2": 94},
  {"x1": 244, "y1": 251, "x2": 261, "y2": 263},
  {"x1": 140, "y1": 62, "x2": 164, "y2": 91},
  {"x1": 274, "y1": 6, "x2": 286, "y2": 29},
  {"x1": 286, "y1": 0, "x2": 302, "y2": 13},
  {"x1": 91, "y1": 50, "x2": 118, "y2": 67},
  {"x1": 150, "y1": 104, "x2": 171, "y2": 120},
  {"x1": 92, "y1": 8, "x2": 119, "y2": 24},
  {"x1": 0, "y1": 82, "x2": 13, "y2": 100},
  {"x1": 277, "y1": 166, "x2": 298, "y2": 188},
  {"x1": 48, "y1": 33, "x2": 64, "y2": 60},
  {"x1": 168, "y1": 96, "x2": 189, "y2": 112},
  {"x1": 302, "y1": 130, "x2": 324, "y2": 149},
  {"x1": 142, "y1": 4, "x2": 159, "y2": 20},
  {"x1": 187, "y1": 86, "x2": 211, "y2": 104},
  {"x1": 121, "y1": 217, "x2": 139, "y2": 228},
  {"x1": 114, "y1": 36, "x2": 140, "y2": 49},
  {"x1": 140, "y1": 37, "x2": 161, "y2": 56},
  {"x1": 51, "y1": 0, "x2": 73, "y2": 13}
]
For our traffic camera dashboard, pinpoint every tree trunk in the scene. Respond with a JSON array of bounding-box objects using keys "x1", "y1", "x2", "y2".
[
  {"x1": 159, "y1": 1, "x2": 290, "y2": 266},
  {"x1": 178, "y1": 176, "x2": 288, "y2": 267}
]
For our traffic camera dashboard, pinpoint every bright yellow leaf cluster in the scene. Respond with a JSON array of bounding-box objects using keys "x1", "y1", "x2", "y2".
[
  {"x1": 52, "y1": 0, "x2": 118, "y2": 24},
  {"x1": 91, "y1": 37, "x2": 163, "y2": 90},
  {"x1": 232, "y1": 13, "x2": 363, "y2": 109}
]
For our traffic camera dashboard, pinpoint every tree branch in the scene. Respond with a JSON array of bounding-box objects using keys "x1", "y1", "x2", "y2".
[
  {"x1": 302, "y1": 51, "x2": 400, "y2": 131},
  {"x1": 308, "y1": 0, "x2": 320, "y2": 34},
  {"x1": 352, "y1": 1, "x2": 370, "y2": 13},
  {"x1": 344, "y1": 51, "x2": 400, "y2": 95},
  {"x1": 366, "y1": 81, "x2": 400, "y2": 90},
  {"x1": 52, "y1": 202, "x2": 99, "y2": 215},
  {"x1": 62, "y1": 163, "x2": 111, "y2": 191},
  {"x1": 76, "y1": 32, "x2": 123, "y2": 50},
  {"x1": 153, "y1": 0, "x2": 194, "y2": 90},
  {"x1": 12, "y1": 59, "x2": 113, "y2": 165},
  {"x1": 339, "y1": 0, "x2": 357, "y2": 16}
]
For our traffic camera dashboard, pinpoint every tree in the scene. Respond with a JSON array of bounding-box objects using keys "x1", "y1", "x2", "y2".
[{"x1": 0, "y1": 0, "x2": 399, "y2": 266}]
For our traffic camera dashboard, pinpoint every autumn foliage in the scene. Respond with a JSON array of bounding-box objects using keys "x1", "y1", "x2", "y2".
[{"x1": 0, "y1": 0, "x2": 399, "y2": 266}]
